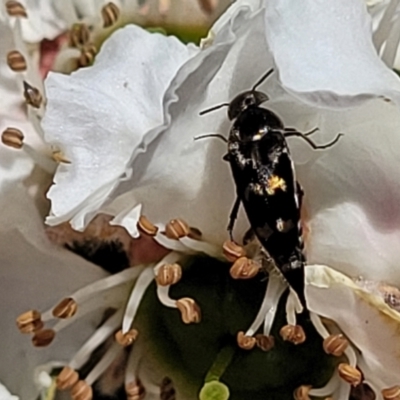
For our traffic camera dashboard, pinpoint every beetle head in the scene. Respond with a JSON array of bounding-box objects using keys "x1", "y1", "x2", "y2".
[{"x1": 227, "y1": 91, "x2": 269, "y2": 120}]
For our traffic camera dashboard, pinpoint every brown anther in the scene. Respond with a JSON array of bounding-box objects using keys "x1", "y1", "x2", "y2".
[
  {"x1": 115, "y1": 329, "x2": 138, "y2": 347},
  {"x1": 293, "y1": 385, "x2": 311, "y2": 400},
  {"x1": 7, "y1": 50, "x2": 26, "y2": 72},
  {"x1": 323, "y1": 334, "x2": 349, "y2": 357},
  {"x1": 279, "y1": 324, "x2": 306, "y2": 345},
  {"x1": 52, "y1": 150, "x2": 71, "y2": 164},
  {"x1": 16, "y1": 309, "x2": 43, "y2": 333},
  {"x1": 69, "y1": 23, "x2": 90, "y2": 48},
  {"x1": 197, "y1": 0, "x2": 217, "y2": 15},
  {"x1": 165, "y1": 218, "x2": 190, "y2": 240},
  {"x1": 337, "y1": 363, "x2": 362, "y2": 387},
  {"x1": 2, "y1": 127, "x2": 24, "y2": 149},
  {"x1": 23, "y1": 81, "x2": 42, "y2": 108},
  {"x1": 56, "y1": 366, "x2": 79, "y2": 390},
  {"x1": 255, "y1": 334, "x2": 275, "y2": 351},
  {"x1": 137, "y1": 215, "x2": 158, "y2": 236},
  {"x1": 5, "y1": 1, "x2": 27, "y2": 17},
  {"x1": 176, "y1": 297, "x2": 201, "y2": 324},
  {"x1": 125, "y1": 381, "x2": 145, "y2": 400},
  {"x1": 32, "y1": 329, "x2": 55, "y2": 347},
  {"x1": 78, "y1": 44, "x2": 97, "y2": 68},
  {"x1": 237, "y1": 331, "x2": 256, "y2": 350},
  {"x1": 156, "y1": 263, "x2": 182, "y2": 286},
  {"x1": 101, "y1": 2, "x2": 120, "y2": 28},
  {"x1": 222, "y1": 240, "x2": 246, "y2": 262},
  {"x1": 382, "y1": 385, "x2": 400, "y2": 400},
  {"x1": 188, "y1": 226, "x2": 202, "y2": 240},
  {"x1": 52, "y1": 298, "x2": 78, "y2": 319},
  {"x1": 230, "y1": 257, "x2": 260, "y2": 279},
  {"x1": 71, "y1": 380, "x2": 93, "y2": 400}
]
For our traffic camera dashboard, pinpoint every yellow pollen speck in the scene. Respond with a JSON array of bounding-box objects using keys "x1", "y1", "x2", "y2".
[{"x1": 266, "y1": 175, "x2": 287, "y2": 195}]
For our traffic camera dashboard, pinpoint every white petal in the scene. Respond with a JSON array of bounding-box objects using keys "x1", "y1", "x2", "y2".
[
  {"x1": 0, "y1": 383, "x2": 18, "y2": 400},
  {"x1": 305, "y1": 265, "x2": 400, "y2": 389},
  {"x1": 264, "y1": 0, "x2": 400, "y2": 107},
  {"x1": 103, "y1": 3, "x2": 272, "y2": 245},
  {"x1": 0, "y1": 184, "x2": 106, "y2": 400},
  {"x1": 43, "y1": 25, "x2": 197, "y2": 230}
]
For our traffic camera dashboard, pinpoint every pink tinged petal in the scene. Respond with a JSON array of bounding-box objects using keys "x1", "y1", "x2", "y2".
[
  {"x1": 264, "y1": 0, "x2": 400, "y2": 107},
  {"x1": 0, "y1": 185, "x2": 106, "y2": 400},
  {"x1": 305, "y1": 265, "x2": 400, "y2": 389},
  {"x1": 42, "y1": 25, "x2": 197, "y2": 230}
]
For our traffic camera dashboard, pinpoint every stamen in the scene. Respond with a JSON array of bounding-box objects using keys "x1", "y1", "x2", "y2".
[
  {"x1": 197, "y1": 0, "x2": 218, "y2": 15},
  {"x1": 255, "y1": 334, "x2": 274, "y2": 351},
  {"x1": 154, "y1": 226, "x2": 193, "y2": 253},
  {"x1": 52, "y1": 298, "x2": 78, "y2": 319},
  {"x1": 179, "y1": 236, "x2": 222, "y2": 258},
  {"x1": 32, "y1": 329, "x2": 56, "y2": 347},
  {"x1": 137, "y1": 215, "x2": 158, "y2": 236},
  {"x1": 23, "y1": 81, "x2": 43, "y2": 108},
  {"x1": 101, "y1": 2, "x2": 120, "y2": 28},
  {"x1": 188, "y1": 227, "x2": 202, "y2": 240},
  {"x1": 69, "y1": 23, "x2": 90, "y2": 48},
  {"x1": 175, "y1": 297, "x2": 201, "y2": 324},
  {"x1": 85, "y1": 342, "x2": 121, "y2": 386},
  {"x1": 279, "y1": 324, "x2": 306, "y2": 345},
  {"x1": 125, "y1": 343, "x2": 145, "y2": 400},
  {"x1": 323, "y1": 334, "x2": 349, "y2": 357},
  {"x1": 122, "y1": 266, "x2": 155, "y2": 333},
  {"x1": 125, "y1": 380, "x2": 145, "y2": 400},
  {"x1": 2, "y1": 127, "x2": 24, "y2": 149},
  {"x1": 155, "y1": 263, "x2": 182, "y2": 286},
  {"x1": 230, "y1": 257, "x2": 260, "y2": 279},
  {"x1": 52, "y1": 150, "x2": 71, "y2": 164},
  {"x1": 7, "y1": 50, "x2": 27, "y2": 72},
  {"x1": 70, "y1": 380, "x2": 93, "y2": 400},
  {"x1": 285, "y1": 289, "x2": 303, "y2": 326},
  {"x1": 293, "y1": 385, "x2": 311, "y2": 400},
  {"x1": 56, "y1": 367, "x2": 79, "y2": 390},
  {"x1": 16, "y1": 309, "x2": 43, "y2": 333},
  {"x1": 337, "y1": 363, "x2": 362, "y2": 387},
  {"x1": 78, "y1": 44, "x2": 97, "y2": 68},
  {"x1": 115, "y1": 328, "x2": 139, "y2": 347},
  {"x1": 382, "y1": 385, "x2": 400, "y2": 400},
  {"x1": 23, "y1": 143, "x2": 56, "y2": 173},
  {"x1": 5, "y1": 1, "x2": 27, "y2": 17},
  {"x1": 160, "y1": 377, "x2": 176, "y2": 400},
  {"x1": 222, "y1": 240, "x2": 246, "y2": 262},
  {"x1": 236, "y1": 331, "x2": 256, "y2": 350},
  {"x1": 157, "y1": 285, "x2": 177, "y2": 308},
  {"x1": 164, "y1": 219, "x2": 190, "y2": 240},
  {"x1": 309, "y1": 373, "x2": 340, "y2": 397},
  {"x1": 69, "y1": 310, "x2": 123, "y2": 371}
]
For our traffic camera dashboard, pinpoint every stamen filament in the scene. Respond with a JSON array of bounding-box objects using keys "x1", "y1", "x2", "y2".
[
  {"x1": 157, "y1": 285, "x2": 177, "y2": 308},
  {"x1": 122, "y1": 266, "x2": 155, "y2": 334},
  {"x1": 154, "y1": 228, "x2": 193, "y2": 253},
  {"x1": 246, "y1": 273, "x2": 286, "y2": 336},
  {"x1": 23, "y1": 144, "x2": 56, "y2": 173},
  {"x1": 125, "y1": 340, "x2": 141, "y2": 386},
  {"x1": 179, "y1": 237, "x2": 222, "y2": 258},
  {"x1": 309, "y1": 373, "x2": 340, "y2": 397},
  {"x1": 69, "y1": 310, "x2": 123, "y2": 370},
  {"x1": 85, "y1": 342, "x2": 122, "y2": 386}
]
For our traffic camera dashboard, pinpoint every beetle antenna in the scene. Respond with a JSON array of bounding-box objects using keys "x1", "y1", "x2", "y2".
[
  {"x1": 199, "y1": 103, "x2": 230, "y2": 116},
  {"x1": 194, "y1": 133, "x2": 228, "y2": 143},
  {"x1": 252, "y1": 69, "x2": 274, "y2": 92}
]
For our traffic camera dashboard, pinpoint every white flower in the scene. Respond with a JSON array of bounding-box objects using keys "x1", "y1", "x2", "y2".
[{"x1": 5, "y1": 0, "x2": 400, "y2": 399}]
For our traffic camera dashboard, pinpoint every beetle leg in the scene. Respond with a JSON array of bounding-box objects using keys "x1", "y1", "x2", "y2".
[
  {"x1": 227, "y1": 196, "x2": 241, "y2": 241},
  {"x1": 283, "y1": 130, "x2": 343, "y2": 150}
]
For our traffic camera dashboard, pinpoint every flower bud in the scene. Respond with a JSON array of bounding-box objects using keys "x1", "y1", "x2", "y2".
[
  {"x1": 165, "y1": 218, "x2": 190, "y2": 239},
  {"x1": 156, "y1": 263, "x2": 182, "y2": 286},
  {"x1": 56, "y1": 366, "x2": 79, "y2": 390},
  {"x1": 337, "y1": 363, "x2": 362, "y2": 386},
  {"x1": 52, "y1": 298, "x2": 78, "y2": 319},
  {"x1": 176, "y1": 298, "x2": 201, "y2": 324},
  {"x1": 230, "y1": 257, "x2": 260, "y2": 279},
  {"x1": 222, "y1": 240, "x2": 246, "y2": 262},
  {"x1": 237, "y1": 331, "x2": 256, "y2": 350}
]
